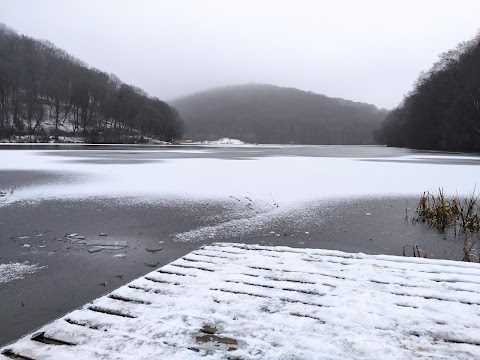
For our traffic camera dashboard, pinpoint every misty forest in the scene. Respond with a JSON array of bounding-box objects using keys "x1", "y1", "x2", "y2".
[
  {"x1": 172, "y1": 84, "x2": 388, "y2": 144},
  {"x1": 0, "y1": 25, "x2": 183, "y2": 143},
  {"x1": 0, "y1": 23, "x2": 480, "y2": 151}
]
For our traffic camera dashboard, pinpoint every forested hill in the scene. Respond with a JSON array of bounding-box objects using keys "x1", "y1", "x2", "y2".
[
  {"x1": 375, "y1": 32, "x2": 480, "y2": 151},
  {"x1": 170, "y1": 84, "x2": 388, "y2": 144},
  {"x1": 0, "y1": 24, "x2": 183, "y2": 143}
]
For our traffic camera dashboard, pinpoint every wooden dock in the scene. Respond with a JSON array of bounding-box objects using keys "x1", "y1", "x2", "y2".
[{"x1": 2, "y1": 243, "x2": 480, "y2": 359}]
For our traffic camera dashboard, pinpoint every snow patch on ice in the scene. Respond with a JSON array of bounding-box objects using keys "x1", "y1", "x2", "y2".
[
  {"x1": 174, "y1": 208, "x2": 280, "y2": 242},
  {"x1": 173, "y1": 201, "x2": 321, "y2": 242},
  {"x1": 194, "y1": 138, "x2": 245, "y2": 145},
  {"x1": 0, "y1": 262, "x2": 45, "y2": 284}
]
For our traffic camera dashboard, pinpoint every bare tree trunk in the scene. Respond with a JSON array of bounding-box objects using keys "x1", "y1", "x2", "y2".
[{"x1": 54, "y1": 98, "x2": 60, "y2": 139}]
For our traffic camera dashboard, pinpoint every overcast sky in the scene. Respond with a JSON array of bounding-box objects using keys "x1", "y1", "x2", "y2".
[{"x1": 1, "y1": 0, "x2": 479, "y2": 109}]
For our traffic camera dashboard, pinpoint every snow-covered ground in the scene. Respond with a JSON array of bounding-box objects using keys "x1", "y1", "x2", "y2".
[{"x1": 2, "y1": 243, "x2": 480, "y2": 359}]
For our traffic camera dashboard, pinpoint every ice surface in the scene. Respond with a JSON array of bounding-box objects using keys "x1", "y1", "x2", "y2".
[
  {"x1": 2, "y1": 243, "x2": 480, "y2": 359},
  {"x1": 0, "y1": 150, "x2": 478, "y2": 208},
  {"x1": 85, "y1": 240, "x2": 128, "y2": 247},
  {"x1": 87, "y1": 246, "x2": 104, "y2": 253},
  {"x1": 1, "y1": 149, "x2": 479, "y2": 244},
  {"x1": 83, "y1": 240, "x2": 128, "y2": 253},
  {"x1": 145, "y1": 246, "x2": 163, "y2": 252}
]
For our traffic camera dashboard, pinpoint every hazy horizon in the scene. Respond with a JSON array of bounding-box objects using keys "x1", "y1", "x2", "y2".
[{"x1": 1, "y1": 0, "x2": 479, "y2": 109}]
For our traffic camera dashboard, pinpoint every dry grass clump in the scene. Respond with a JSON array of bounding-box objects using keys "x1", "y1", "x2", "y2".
[
  {"x1": 462, "y1": 232, "x2": 479, "y2": 262},
  {"x1": 458, "y1": 192, "x2": 480, "y2": 233},
  {"x1": 415, "y1": 188, "x2": 459, "y2": 231},
  {"x1": 412, "y1": 187, "x2": 479, "y2": 262},
  {"x1": 414, "y1": 188, "x2": 479, "y2": 233},
  {"x1": 403, "y1": 244, "x2": 427, "y2": 258}
]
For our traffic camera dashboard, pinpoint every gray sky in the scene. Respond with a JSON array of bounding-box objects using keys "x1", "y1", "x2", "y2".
[{"x1": 1, "y1": 0, "x2": 479, "y2": 109}]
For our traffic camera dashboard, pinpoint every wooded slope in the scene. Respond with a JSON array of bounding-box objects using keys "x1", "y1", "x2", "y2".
[
  {"x1": 171, "y1": 84, "x2": 387, "y2": 144},
  {"x1": 0, "y1": 24, "x2": 183, "y2": 143},
  {"x1": 375, "y1": 32, "x2": 480, "y2": 151}
]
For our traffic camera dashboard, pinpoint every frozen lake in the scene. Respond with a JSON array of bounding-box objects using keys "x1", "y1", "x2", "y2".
[
  {"x1": 1, "y1": 144, "x2": 479, "y2": 205},
  {"x1": 0, "y1": 144, "x2": 479, "y2": 346}
]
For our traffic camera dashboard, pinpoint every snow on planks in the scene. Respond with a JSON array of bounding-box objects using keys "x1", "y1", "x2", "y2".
[{"x1": 2, "y1": 243, "x2": 480, "y2": 359}]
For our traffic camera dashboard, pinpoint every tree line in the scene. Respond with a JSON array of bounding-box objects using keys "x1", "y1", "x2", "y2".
[
  {"x1": 0, "y1": 24, "x2": 183, "y2": 143},
  {"x1": 374, "y1": 32, "x2": 480, "y2": 151}
]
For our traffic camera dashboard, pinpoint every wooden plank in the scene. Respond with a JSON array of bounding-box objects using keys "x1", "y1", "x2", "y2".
[{"x1": 2, "y1": 243, "x2": 480, "y2": 359}]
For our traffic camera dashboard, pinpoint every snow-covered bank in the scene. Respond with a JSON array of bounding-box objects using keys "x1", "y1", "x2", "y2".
[{"x1": 2, "y1": 243, "x2": 480, "y2": 359}]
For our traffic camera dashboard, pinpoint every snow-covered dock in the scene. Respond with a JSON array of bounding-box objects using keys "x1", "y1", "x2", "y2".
[{"x1": 2, "y1": 243, "x2": 480, "y2": 359}]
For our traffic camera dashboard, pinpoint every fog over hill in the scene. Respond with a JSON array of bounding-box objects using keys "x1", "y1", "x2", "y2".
[{"x1": 170, "y1": 84, "x2": 388, "y2": 144}]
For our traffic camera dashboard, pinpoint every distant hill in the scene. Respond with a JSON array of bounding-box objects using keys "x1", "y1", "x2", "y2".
[
  {"x1": 170, "y1": 84, "x2": 388, "y2": 144},
  {"x1": 0, "y1": 24, "x2": 183, "y2": 143}
]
